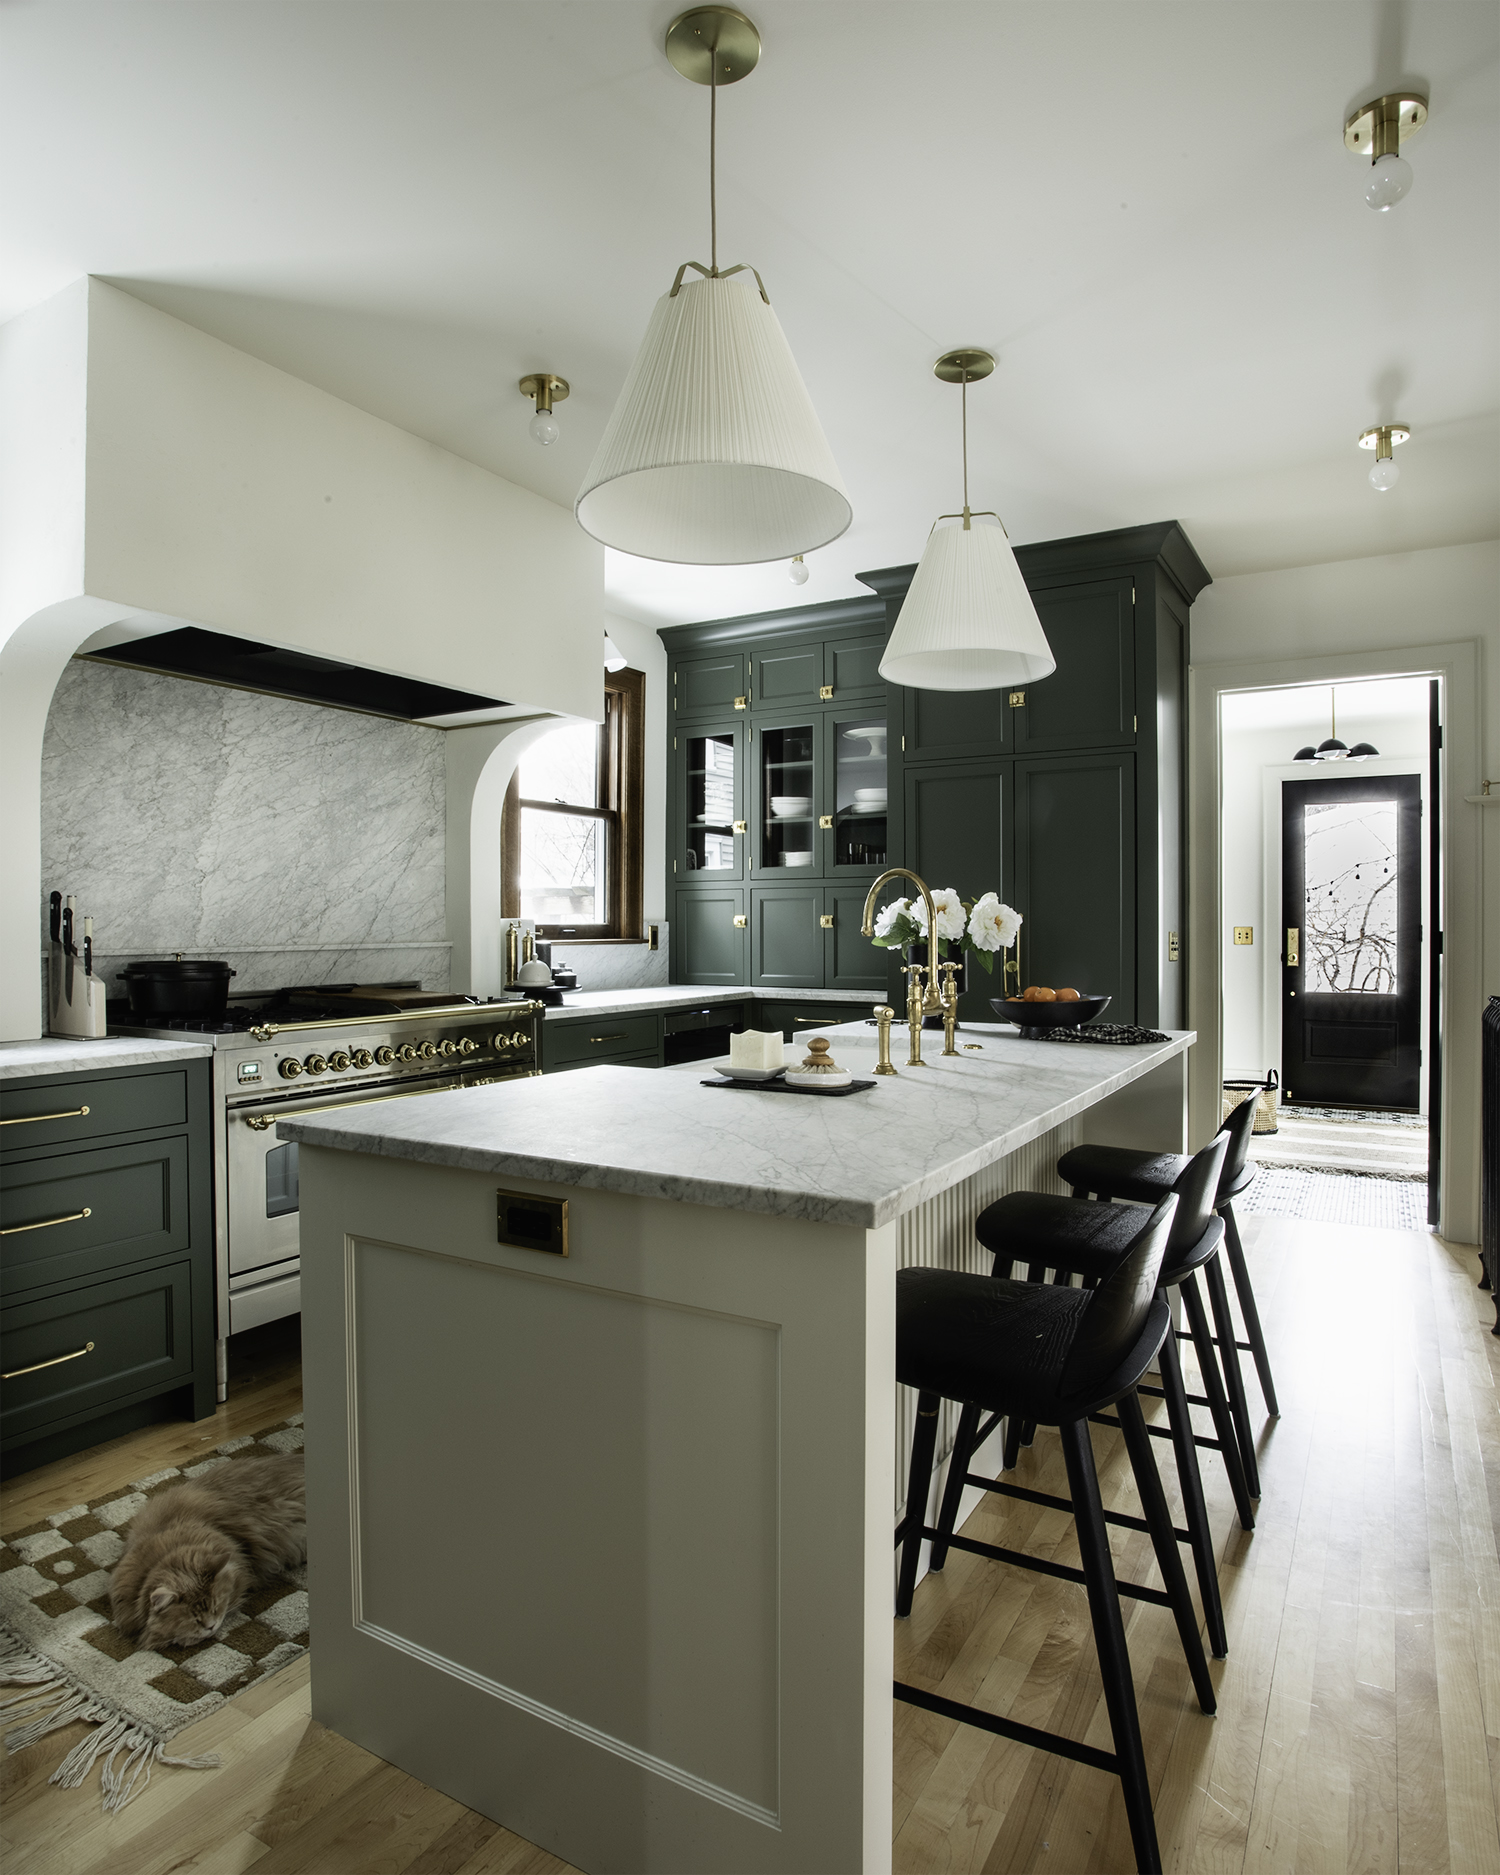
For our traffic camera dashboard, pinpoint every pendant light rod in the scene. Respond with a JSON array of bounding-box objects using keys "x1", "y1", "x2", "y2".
[
  {"x1": 935, "y1": 348, "x2": 994, "y2": 528},
  {"x1": 709, "y1": 54, "x2": 718, "y2": 273}
]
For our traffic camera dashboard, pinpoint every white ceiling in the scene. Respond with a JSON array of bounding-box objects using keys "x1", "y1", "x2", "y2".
[
  {"x1": 3, "y1": 1, "x2": 1496, "y2": 628},
  {"x1": 1221, "y1": 674, "x2": 1431, "y2": 738}
]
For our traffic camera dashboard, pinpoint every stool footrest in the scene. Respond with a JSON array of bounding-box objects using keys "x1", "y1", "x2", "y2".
[
  {"x1": 1090, "y1": 1411, "x2": 1227, "y2": 1455},
  {"x1": 922, "y1": 1524, "x2": 1174, "y2": 1609},
  {"x1": 1175, "y1": 1328, "x2": 1258, "y2": 1357},
  {"x1": 964, "y1": 1473, "x2": 1191, "y2": 1546},
  {"x1": 893, "y1": 1679, "x2": 1121, "y2": 1776},
  {"x1": 1137, "y1": 1382, "x2": 1214, "y2": 1409}
]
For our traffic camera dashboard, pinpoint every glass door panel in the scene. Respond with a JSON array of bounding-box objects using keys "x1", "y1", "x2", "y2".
[
  {"x1": 760, "y1": 723, "x2": 817, "y2": 874},
  {"x1": 684, "y1": 726, "x2": 741, "y2": 879},
  {"x1": 832, "y1": 714, "x2": 888, "y2": 871}
]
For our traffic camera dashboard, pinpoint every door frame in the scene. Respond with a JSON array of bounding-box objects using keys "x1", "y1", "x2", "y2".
[{"x1": 1188, "y1": 638, "x2": 1480, "y2": 1243}]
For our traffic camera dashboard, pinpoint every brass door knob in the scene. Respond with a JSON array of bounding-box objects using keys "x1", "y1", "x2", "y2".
[
  {"x1": 328, "y1": 1051, "x2": 351, "y2": 1072},
  {"x1": 374, "y1": 1045, "x2": 396, "y2": 1066},
  {"x1": 352, "y1": 1048, "x2": 374, "y2": 1069},
  {"x1": 304, "y1": 1054, "x2": 328, "y2": 1075},
  {"x1": 278, "y1": 1057, "x2": 303, "y2": 1079}
]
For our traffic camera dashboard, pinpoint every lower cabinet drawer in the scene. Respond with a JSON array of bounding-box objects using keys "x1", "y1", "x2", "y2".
[
  {"x1": 0, "y1": 1136, "x2": 191, "y2": 1300},
  {"x1": 0, "y1": 1067, "x2": 189, "y2": 1155},
  {"x1": 1, "y1": 1261, "x2": 195, "y2": 1447},
  {"x1": 544, "y1": 1014, "x2": 660, "y2": 1070},
  {"x1": 548, "y1": 1050, "x2": 659, "y2": 1075},
  {"x1": 762, "y1": 1003, "x2": 876, "y2": 1041}
]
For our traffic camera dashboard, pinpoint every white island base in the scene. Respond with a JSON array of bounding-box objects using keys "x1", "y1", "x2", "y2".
[{"x1": 289, "y1": 1023, "x2": 1191, "y2": 1874}]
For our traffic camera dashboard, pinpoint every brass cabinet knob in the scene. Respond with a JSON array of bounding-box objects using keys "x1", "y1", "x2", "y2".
[
  {"x1": 374, "y1": 1045, "x2": 396, "y2": 1066},
  {"x1": 304, "y1": 1054, "x2": 328, "y2": 1075},
  {"x1": 458, "y1": 1037, "x2": 479, "y2": 1055},
  {"x1": 733, "y1": 694, "x2": 748, "y2": 710},
  {"x1": 352, "y1": 1048, "x2": 374, "y2": 1069},
  {"x1": 819, "y1": 914, "x2": 835, "y2": 928},
  {"x1": 818, "y1": 815, "x2": 833, "y2": 829},
  {"x1": 438, "y1": 1038, "x2": 458, "y2": 1057},
  {"x1": 328, "y1": 1051, "x2": 352, "y2": 1072},
  {"x1": 819, "y1": 684, "x2": 834, "y2": 699},
  {"x1": 733, "y1": 914, "x2": 748, "y2": 928},
  {"x1": 278, "y1": 1057, "x2": 303, "y2": 1080}
]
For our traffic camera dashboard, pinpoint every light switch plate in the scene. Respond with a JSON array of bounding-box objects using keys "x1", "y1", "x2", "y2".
[
  {"x1": 1166, "y1": 930, "x2": 1180, "y2": 963},
  {"x1": 1233, "y1": 926, "x2": 1254, "y2": 946}
]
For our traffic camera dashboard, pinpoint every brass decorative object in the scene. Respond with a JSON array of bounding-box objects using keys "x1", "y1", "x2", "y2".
[
  {"x1": 873, "y1": 1006, "x2": 898, "y2": 1075},
  {"x1": 518, "y1": 373, "x2": 570, "y2": 413},
  {"x1": 1343, "y1": 93, "x2": 1428, "y2": 155},
  {"x1": 860, "y1": 868, "x2": 944, "y2": 1015},
  {"x1": 939, "y1": 960, "x2": 962, "y2": 1056},
  {"x1": 901, "y1": 964, "x2": 929, "y2": 1067},
  {"x1": 665, "y1": 6, "x2": 761, "y2": 86}
]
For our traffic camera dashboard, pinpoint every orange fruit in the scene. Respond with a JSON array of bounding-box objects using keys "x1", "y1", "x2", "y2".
[{"x1": 1056, "y1": 987, "x2": 1080, "y2": 1002}]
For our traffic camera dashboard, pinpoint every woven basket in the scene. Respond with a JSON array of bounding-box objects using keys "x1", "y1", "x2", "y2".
[{"x1": 1223, "y1": 1071, "x2": 1279, "y2": 1135}]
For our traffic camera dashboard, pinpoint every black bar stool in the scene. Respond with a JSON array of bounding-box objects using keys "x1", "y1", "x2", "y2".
[
  {"x1": 895, "y1": 1194, "x2": 1205, "y2": 1875},
  {"x1": 1057, "y1": 1084, "x2": 1280, "y2": 1463},
  {"x1": 968, "y1": 1133, "x2": 1250, "y2": 1657}
]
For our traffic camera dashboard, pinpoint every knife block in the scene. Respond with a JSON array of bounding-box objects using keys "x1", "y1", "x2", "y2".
[{"x1": 50, "y1": 951, "x2": 107, "y2": 1037}]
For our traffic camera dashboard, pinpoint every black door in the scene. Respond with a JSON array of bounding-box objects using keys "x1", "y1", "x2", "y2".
[{"x1": 1281, "y1": 772, "x2": 1421, "y2": 1109}]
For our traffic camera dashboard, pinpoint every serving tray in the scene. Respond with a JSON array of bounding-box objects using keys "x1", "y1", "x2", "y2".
[{"x1": 702, "y1": 1076, "x2": 877, "y2": 1098}]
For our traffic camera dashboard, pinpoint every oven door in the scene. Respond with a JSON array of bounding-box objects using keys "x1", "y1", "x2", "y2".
[{"x1": 226, "y1": 1075, "x2": 471, "y2": 1280}]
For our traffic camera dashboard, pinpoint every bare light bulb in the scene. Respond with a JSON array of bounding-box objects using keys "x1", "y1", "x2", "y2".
[
  {"x1": 1369, "y1": 458, "x2": 1400, "y2": 492},
  {"x1": 788, "y1": 555, "x2": 809, "y2": 585},
  {"x1": 1365, "y1": 152, "x2": 1413, "y2": 210},
  {"x1": 530, "y1": 411, "x2": 561, "y2": 447}
]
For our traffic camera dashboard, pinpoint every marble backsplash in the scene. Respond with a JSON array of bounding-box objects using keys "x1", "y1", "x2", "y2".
[
  {"x1": 547, "y1": 931, "x2": 669, "y2": 992},
  {"x1": 42, "y1": 659, "x2": 450, "y2": 1000}
]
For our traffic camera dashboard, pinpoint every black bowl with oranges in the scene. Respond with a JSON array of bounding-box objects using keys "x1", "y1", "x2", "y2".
[{"x1": 989, "y1": 990, "x2": 1111, "y2": 1041}]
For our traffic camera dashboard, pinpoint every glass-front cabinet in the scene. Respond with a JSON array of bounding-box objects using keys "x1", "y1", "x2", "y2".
[
  {"x1": 754, "y1": 712, "x2": 887, "y2": 879},
  {"x1": 678, "y1": 721, "x2": 745, "y2": 883}
]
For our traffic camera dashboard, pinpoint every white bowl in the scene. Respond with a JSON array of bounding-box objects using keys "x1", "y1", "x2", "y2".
[
  {"x1": 713, "y1": 1064, "x2": 788, "y2": 1083},
  {"x1": 782, "y1": 850, "x2": 813, "y2": 866},
  {"x1": 784, "y1": 1069, "x2": 852, "y2": 1091},
  {"x1": 854, "y1": 787, "x2": 888, "y2": 801},
  {"x1": 770, "y1": 795, "x2": 812, "y2": 817}
]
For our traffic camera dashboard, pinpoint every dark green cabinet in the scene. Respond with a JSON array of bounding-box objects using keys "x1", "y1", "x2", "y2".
[
  {"x1": 673, "y1": 886, "x2": 746, "y2": 984},
  {"x1": 1014, "y1": 579, "x2": 1135, "y2": 753},
  {"x1": 824, "y1": 634, "x2": 887, "y2": 701},
  {"x1": 751, "y1": 640, "x2": 823, "y2": 710},
  {"x1": 675, "y1": 651, "x2": 749, "y2": 720},
  {"x1": 676, "y1": 720, "x2": 746, "y2": 883},
  {"x1": 750, "y1": 887, "x2": 824, "y2": 988},
  {"x1": 0, "y1": 1134, "x2": 192, "y2": 1300},
  {"x1": 903, "y1": 686, "x2": 1010, "y2": 764}
]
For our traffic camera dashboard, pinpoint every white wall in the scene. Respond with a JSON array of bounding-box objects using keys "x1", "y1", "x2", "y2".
[{"x1": 0, "y1": 278, "x2": 605, "y2": 1038}]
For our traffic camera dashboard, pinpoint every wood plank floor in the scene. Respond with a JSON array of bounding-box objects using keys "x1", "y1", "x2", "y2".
[{"x1": 4, "y1": 1221, "x2": 1498, "y2": 1873}]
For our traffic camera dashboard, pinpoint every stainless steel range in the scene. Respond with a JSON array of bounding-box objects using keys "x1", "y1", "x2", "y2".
[{"x1": 114, "y1": 984, "x2": 541, "y2": 1398}]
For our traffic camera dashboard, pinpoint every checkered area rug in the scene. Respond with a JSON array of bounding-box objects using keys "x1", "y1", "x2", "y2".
[{"x1": 0, "y1": 1417, "x2": 306, "y2": 1811}]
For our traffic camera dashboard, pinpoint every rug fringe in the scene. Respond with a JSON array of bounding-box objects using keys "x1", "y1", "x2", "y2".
[{"x1": 0, "y1": 1631, "x2": 219, "y2": 1811}]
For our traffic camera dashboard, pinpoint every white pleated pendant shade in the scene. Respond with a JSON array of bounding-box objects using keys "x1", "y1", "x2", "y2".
[
  {"x1": 879, "y1": 518, "x2": 1057, "y2": 691},
  {"x1": 576, "y1": 273, "x2": 852, "y2": 565}
]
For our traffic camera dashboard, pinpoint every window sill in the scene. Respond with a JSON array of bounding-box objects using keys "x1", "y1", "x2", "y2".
[{"x1": 543, "y1": 936, "x2": 652, "y2": 947}]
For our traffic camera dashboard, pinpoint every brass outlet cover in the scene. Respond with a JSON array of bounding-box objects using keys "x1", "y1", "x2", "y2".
[
  {"x1": 1234, "y1": 927, "x2": 1254, "y2": 946},
  {"x1": 934, "y1": 349, "x2": 996, "y2": 383},
  {"x1": 1344, "y1": 93, "x2": 1428, "y2": 153},
  {"x1": 666, "y1": 6, "x2": 760, "y2": 85}
]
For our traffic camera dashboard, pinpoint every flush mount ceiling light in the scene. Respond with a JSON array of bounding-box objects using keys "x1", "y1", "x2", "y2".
[
  {"x1": 1345, "y1": 91, "x2": 1429, "y2": 209},
  {"x1": 520, "y1": 373, "x2": 569, "y2": 447},
  {"x1": 877, "y1": 350, "x2": 1056, "y2": 693},
  {"x1": 1359, "y1": 422, "x2": 1411, "y2": 492},
  {"x1": 603, "y1": 632, "x2": 628, "y2": 671},
  {"x1": 574, "y1": 6, "x2": 851, "y2": 565},
  {"x1": 1292, "y1": 686, "x2": 1379, "y2": 762},
  {"x1": 788, "y1": 554, "x2": 809, "y2": 585}
]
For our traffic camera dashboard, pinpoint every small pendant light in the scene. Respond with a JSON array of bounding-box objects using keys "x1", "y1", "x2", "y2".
[
  {"x1": 878, "y1": 350, "x2": 1056, "y2": 692},
  {"x1": 1292, "y1": 686, "x2": 1378, "y2": 762},
  {"x1": 576, "y1": 8, "x2": 851, "y2": 566}
]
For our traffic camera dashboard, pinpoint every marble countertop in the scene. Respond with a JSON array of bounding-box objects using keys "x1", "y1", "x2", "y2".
[
  {"x1": 540, "y1": 986, "x2": 883, "y2": 1022},
  {"x1": 0, "y1": 1036, "x2": 216, "y2": 1080},
  {"x1": 279, "y1": 1020, "x2": 1193, "y2": 1229}
]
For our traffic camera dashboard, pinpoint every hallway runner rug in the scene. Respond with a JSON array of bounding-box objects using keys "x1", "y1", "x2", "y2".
[
  {"x1": 1241, "y1": 1165, "x2": 1430, "y2": 1230},
  {"x1": 1247, "y1": 1106, "x2": 1428, "y2": 1180},
  {"x1": 0, "y1": 1416, "x2": 307, "y2": 1811}
]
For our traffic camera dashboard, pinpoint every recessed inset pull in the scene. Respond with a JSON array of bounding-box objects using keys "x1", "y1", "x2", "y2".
[
  {"x1": 3, "y1": 1340, "x2": 94, "y2": 1380},
  {"x1": 1, "y1": 1207, "x2": 91, "y2": 1237},
  {"x1": 497, "y1": 1188, "x2": 568, "y2": 1256},
  {"x1": 0, "y1": 1105, "x2": 89, "y2": 1127}
]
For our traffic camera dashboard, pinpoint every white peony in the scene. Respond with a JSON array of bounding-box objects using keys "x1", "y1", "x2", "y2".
[
  {"x1": 873, "y1": 896, "x2": 911, "y2": 939},
  {"x1": 912, "y1": 887, "x2": 967, "y2": 943},
  {"x1": 968, "y1": 893, "x2": 1022, "y2": 952}
]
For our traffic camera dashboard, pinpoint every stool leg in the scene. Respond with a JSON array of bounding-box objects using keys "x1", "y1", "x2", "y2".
[
  {"x1": 931, "y1": 1400, "x2": 981, "y2": 1571},
  {"x1": 1157, "y1": 1332, "x2": 1228, "y2": 1658},
  {"x1": 1059, "y1": 1417, "x2": 1162, "y2": 1875},
  {"x1": 1221, "y1": 1201, "x2": 1280, "y2": 1416},
  {"x1": 1001, "y1": 1413, "x2": 1025, "y2": 1471},
  {"x1": 1180, "y1": 1274, "x2": 1256, "y2": 1531},
  {"x1": 1117, "y1": 1388, "x2": 1216, "y2": 1714},
  {"x1": 897, "y1": 1393, "x2": 942, "y2": 1617},
  {"x1": 1204, "y1": 1251, "x2": 1260, "y2": 1498}
]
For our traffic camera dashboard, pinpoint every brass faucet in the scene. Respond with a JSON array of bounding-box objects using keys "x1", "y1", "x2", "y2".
[
  {"x1": 860, "y1": 868, "x2": 945, "y2": 1016},
  {"x1": 872, "y1": 1006, "x2": 898, "y2": 1075},
  {"x1": 901, "y1": 964, "x2": 929, "y2": 1066},
  {"x1": 939, "y1": 960, "x2": 962, "y2": 1056}
]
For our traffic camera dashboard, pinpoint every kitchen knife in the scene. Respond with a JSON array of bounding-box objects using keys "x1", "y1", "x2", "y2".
[
  {"x1": 49, "y1": 891, "x2": 62, "y2": 1022},
  {"x1": 84, "y1": 915, "x2": 93, "y2": 981},
  {"x1": 50, "y1": 891, "x2": 61, "y2": 945},
  {"x1": 63, "y1": 898, "x2": 75, "y2": 1003}
]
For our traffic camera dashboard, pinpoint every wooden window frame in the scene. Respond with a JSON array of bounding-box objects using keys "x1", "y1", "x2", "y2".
[{"x1": 502, "y1": 668, "x2": 644, "y2": 941}]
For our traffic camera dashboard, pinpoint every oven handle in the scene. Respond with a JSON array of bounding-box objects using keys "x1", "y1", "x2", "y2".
[
  {"x1": 247, "y1": 1004, "x2": 541, "y2": 1040},
  {"x1": 234, "y1": 1078, "x2": 513, "y2": 1128}
]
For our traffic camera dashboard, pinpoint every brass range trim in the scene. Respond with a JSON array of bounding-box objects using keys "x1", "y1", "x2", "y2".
[{"x1": 247, "y1": 1003, "x2": 540, "y2": 1040}]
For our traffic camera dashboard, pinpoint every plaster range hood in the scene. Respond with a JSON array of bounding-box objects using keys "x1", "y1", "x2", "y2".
[{"x1": 79, "y1": 625, "x2": 510, "y2": 725}]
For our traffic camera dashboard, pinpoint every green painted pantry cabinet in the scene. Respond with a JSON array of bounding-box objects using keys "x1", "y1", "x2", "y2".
[{"x1": 660, "y1": 522, "x2": 1210, "y2": 1027}]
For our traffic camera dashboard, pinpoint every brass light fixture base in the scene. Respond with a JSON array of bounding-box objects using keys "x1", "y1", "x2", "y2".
[
  {"x1": 934, "y1": 349, "x2": 996, "y2": 384},
  {"x1": 1344, "y1": 93, "x2": 1428, "y2": 156},
  {"x1": 1359, "y1": 424, "x2": 1411, "y2": 455},
  {"x1": 519, "y1": 373, "x2": 570, "y2": 413},
  {"x1": 666, "y1": 7, "x2": 761, "y2": 85}
]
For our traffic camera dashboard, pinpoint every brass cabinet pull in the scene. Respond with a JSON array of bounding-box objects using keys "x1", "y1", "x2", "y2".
[
  {"x1": 819, "y1": 684, "x2": 834, "y2": 699},
  {"x1": 589, "y1": 1034, "x2": 628, "y2": 1044},
  {"x1": 1, "y1": 1207, "x2": 91, "y2": 1237},
  {"x1": 733, "y1": 695, "x2": 748, "y2": 710},
  {"x1": 819, "y1": 914, "x2": 835, "y2": 928},
  {"x1": 1, "y1": 1105, "x2": 89, "y2": 1127},
  {"x1": 1286, "y1": 927, "x2": 1300, "y2": 967},
  {"x1": 733, "y1": 915, "x2": 748, "y2": 928},
  {"x1": 818, "y1": 815, "x2": 834, "y2": 829},
  {"x1": 732, "y1": 820, "x2": 748, "y2": 833},
  {"x1": 2, "y1": 1340, "x2": 95, "y2": 1381},
  {"x1": 792, "y1": 1015, "x2": 828, "y2": 1024},
  {"x1": 1009, "y1": 690, "x2": 1026, "y2": 707}
]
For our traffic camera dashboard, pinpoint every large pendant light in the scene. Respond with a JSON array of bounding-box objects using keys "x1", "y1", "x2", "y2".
[
  {"x1": 879, "y1": 350, "x2": 1056, "y2": 692},
  {"x1": 575, "y1": 7, "x2": 851, "y2": 566}
]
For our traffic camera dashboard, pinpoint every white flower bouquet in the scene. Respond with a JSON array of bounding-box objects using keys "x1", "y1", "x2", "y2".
[{"x1": 870, "y1": 887, "x2": 1023, "y2": 977}]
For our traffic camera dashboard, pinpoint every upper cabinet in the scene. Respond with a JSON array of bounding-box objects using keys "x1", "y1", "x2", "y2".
[
  {"x1": 750, "y1": 640, "x2": 823, "y2": 710},
  {"x1": 1014, "y1": 577, "x2": 1135, "y2": 752},
  {"x1": 675, "y1": 651, "x2": 750, "y2": 721},
  {"x1": 675, "y1": 720, "x2": 746, "y2": 882}
]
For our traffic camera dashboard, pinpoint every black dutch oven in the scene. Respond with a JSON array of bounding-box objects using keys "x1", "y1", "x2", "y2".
[{"x1": 117, "y1": 958, "x2": 237, "y2": 1018}]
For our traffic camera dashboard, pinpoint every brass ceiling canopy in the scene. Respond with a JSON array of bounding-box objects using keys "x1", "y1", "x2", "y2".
[
  {"x1": 665, "y1": 7, "x2": 761, "y2": 86},
  {"x1": 518, "y1": 373, "x2": 569, "y2": 413},
  {"x1": 933, "y1": 349, "x2": 996, "y2": 385},
  {"x1": 1344, "y1": 93, "x2": 1428, "y2": 156},
  {"x1": 1358, "y1": 424, "x2": 1411, "y2": 452}
]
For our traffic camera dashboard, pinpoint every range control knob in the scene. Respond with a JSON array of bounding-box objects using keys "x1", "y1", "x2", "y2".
[
  {"x1": 458, "y1": 1037, "x2": 480, "y2": 1055},
  {"x1": 374, "y1": 1045, "x2": 396, "y2": 1066},
  {"x1": 398, "y1": 1043, "x2": 418, "y2": 1062},
  {"x1": 438, "y1": 1038, "x2": 458, "y2": 1057},
  {"x1": 417, "y1": 1040, "x2": 437, "y2": 1060},
  {"x1": 328, "y1": 1051, "x2": 351, "y2": 1072},
  {"x1": 352, "y1": 1048, "x2": 374, "y2": 1069},
  {"x1": 278, "y1": 1057, "x2": 303, "y2": 1080},
  {"x1": 304, "y1": 1054, "x2": 328, "y2": 1076},
  {"x1": 492, "y1": 1031, "x2": 511, "y2": 1050}
]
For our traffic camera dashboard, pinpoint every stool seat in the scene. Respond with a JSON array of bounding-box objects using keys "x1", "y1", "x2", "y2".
[
  {"x1": 897, "y1": 1269, "x2": 1168, "y2": 1425},
  {"x1": 974, "y1": 1190, "x2": 1225, "y2": 1287},
  {"x1": 1056, "y1": 1143, "x2": 1260, "y2": 1209}
]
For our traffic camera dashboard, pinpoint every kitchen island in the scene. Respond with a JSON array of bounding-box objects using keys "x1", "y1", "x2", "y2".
[{"x1": 282, "y1": 1020, "x2": 1192, "y2": 1875}]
